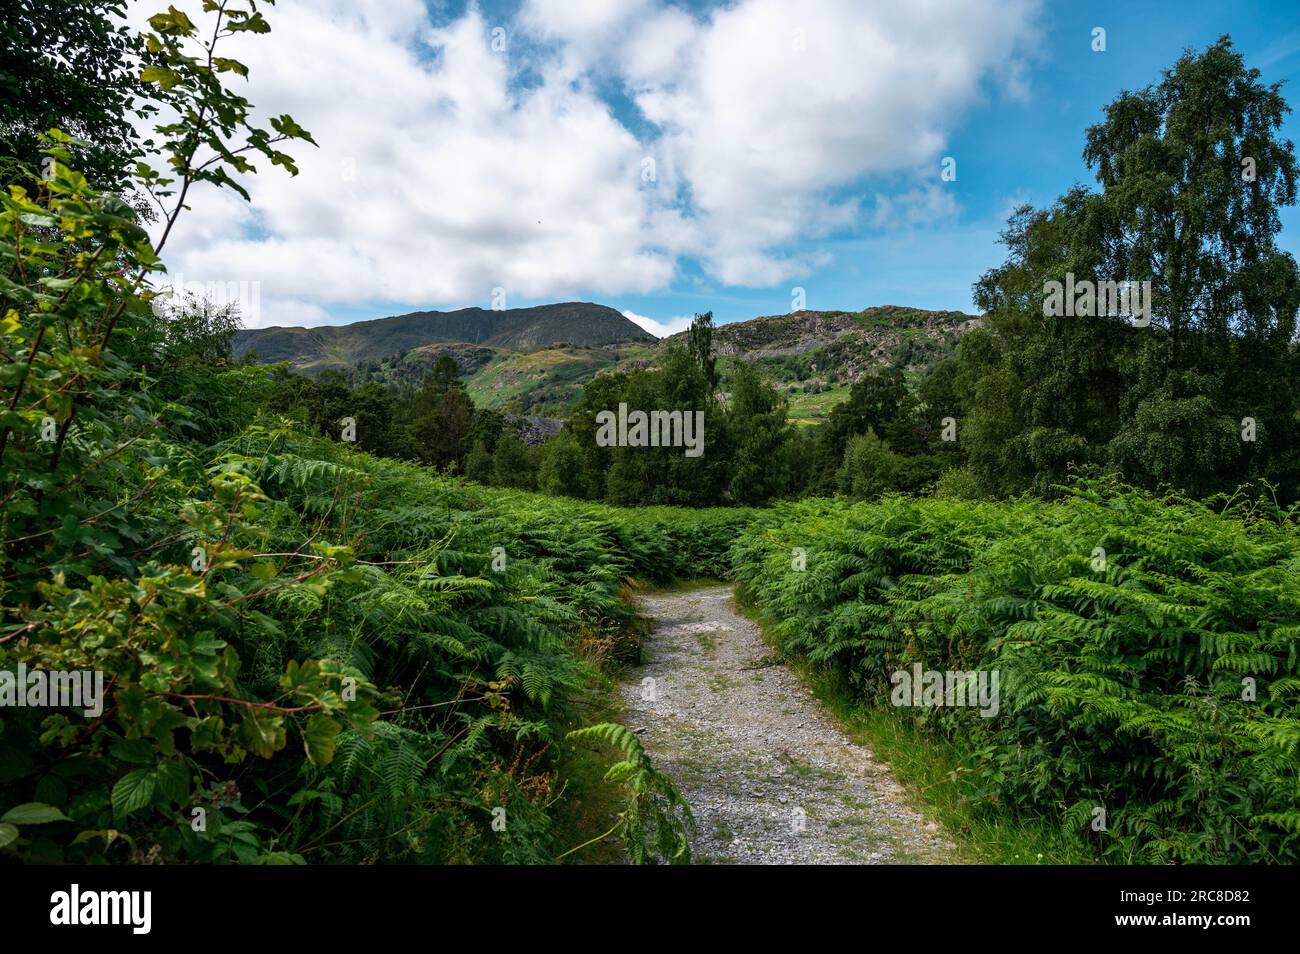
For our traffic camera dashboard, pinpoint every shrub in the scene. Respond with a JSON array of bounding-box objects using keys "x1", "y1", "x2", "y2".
[{"x1": 731, "y1": 479, "x2": 1300, "y2": 863}]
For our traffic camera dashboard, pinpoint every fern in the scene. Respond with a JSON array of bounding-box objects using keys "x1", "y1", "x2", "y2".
[
  {"x1": 565, "y1": 723, "x2": 695, "y2": 864},
  {"x1": 731, "y1": 477, "x2": 1300, "y2": 863}
]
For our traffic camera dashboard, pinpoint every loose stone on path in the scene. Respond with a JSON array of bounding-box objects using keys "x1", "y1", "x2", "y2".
[{"x1": 621, "y1": 584, "x2": 958, "y2": 865}]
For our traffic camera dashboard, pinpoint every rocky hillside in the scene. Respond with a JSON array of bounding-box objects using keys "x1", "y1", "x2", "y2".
[{"x1": 666, "y1": 305, "x2": 978, "y2": 383}]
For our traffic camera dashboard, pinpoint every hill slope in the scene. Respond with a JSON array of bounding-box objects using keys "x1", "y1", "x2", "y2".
[
  {"x1": 666, "y1": 305, "x2": 979, "y2": 424},
  {"x1": 464, "y1": 344, "x2": 657, "y2": 412},
  {"x1": 459, "y1": 305, "x2": 976, "y2": 420},
  {"x1": 232, "y1": 301, "x2": 657, "y2": 373},
  {"x1": 235, "y1": 301, "x2": 978, "y2": 423},
  {"x1": 665, "y1": 305, "x2": 977, "y2": 380}
]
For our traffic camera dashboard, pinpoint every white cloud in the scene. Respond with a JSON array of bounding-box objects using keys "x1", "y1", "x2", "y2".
[
  {"x1": 620, "y1": 0, "x2": 1041, "y2": 284},
  {"x1": 150, "y1": 0, "x2": 679, "y2": 327},
  {"x1": 869, "y1": 186, "x2": 960, "y2": 230},
  {"x1": 138, "y1": 0, "x2": 1040, "y2": 327},
  {"x1": 519, "y1": 0, "x2": 653, "y2": 77},
  {"x1": 622, "y1": 308, "x2": 692, "y2": 338}
]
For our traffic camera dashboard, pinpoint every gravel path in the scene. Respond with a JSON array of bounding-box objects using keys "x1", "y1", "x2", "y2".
[{"x1": 620, "y1": 583, "x2": 958, "y2": 865}]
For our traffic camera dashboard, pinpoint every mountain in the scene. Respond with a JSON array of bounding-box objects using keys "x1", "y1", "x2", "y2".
[
  {"x1": 235, "y1": 300, "x2": 977, "y2": 424},
  {"x1": 232, "y1": 301, "x2": 657, "y2": 373},
  {"x1": 445, "y1": 304, "x2": 977, "y2": 421}
]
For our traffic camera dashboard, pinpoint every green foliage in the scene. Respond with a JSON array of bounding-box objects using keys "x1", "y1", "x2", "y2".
[
  {"x1": 932, "y1": 466, "x2": 980, "y2": 500},
  {"x1": 686, "y1": 310, "x2": 718, "y2": 390},
  {"x1": 414, "y1": 385, "x2": 474, "y2": 471},
  {"x1": 262, "y1": 359, "x2": 504, "y2": 468},
  {"x1": 491, "y1": 433, "x2": 539, "y2": 490},
  {"x1": 1083, "y1": 36, "x2": 1298, "y2": 367},
  {"x1": 0, "y1": 392, "x2": 736, "y2": 863},
  {"x1": 565, "y1": 722, "x2": 693, "y2": 864},
  {"x1": 959, "y1": 36, "x2": 1300, "y2": 502},
  {"x1": 0, "y1": 0, "x2": 715, "y2": 867},
  {"x1": 0, "y1": 0, "x2": 147, "y2": 197},
  {"x1": 559, "y1": 345, "x2": 802, "y2": 506},
  {"x1": 727, "y1": 361, "x2": 794, "y2": 505},
  {"x1": 0, "y1": 0, "x2": 375, "y2": 865},
  {"x1": 732, "y1": 479, "x2": 1300, "y2": 863},
  {"x1": 810, "y1": 367, "x2": 910, "y2": 494},
  {"x1": 464, "y1": 440, "x2": 494, "y2": 484},
  {"x1": 538, "y1": 430, "x2": 592, "y2": 499},
  {"x1": 9, "y1": 6, "x2": 1295, "y2": 874},
  {"x1": 150, "y1": 291, "x2": 243, "y2": 369},
  {"x1": 836, "y1": 430, "x2": 899, "y2": 499},
  {"x1": 465, "y1": 407, "x2": 505, "y2": 455}
]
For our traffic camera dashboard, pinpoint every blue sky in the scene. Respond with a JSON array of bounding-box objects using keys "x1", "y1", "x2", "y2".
[
  {"x1": 609, "y1": 0, "x2": 1300, "y2": 327},
  {"x1": 160, "y1": 0, "x2": 1300, "y2": 335}
]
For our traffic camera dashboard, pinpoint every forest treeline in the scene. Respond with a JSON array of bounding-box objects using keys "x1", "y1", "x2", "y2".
[{"x1": 264, "y1": 34, "x2": 1300, "y2": 509}]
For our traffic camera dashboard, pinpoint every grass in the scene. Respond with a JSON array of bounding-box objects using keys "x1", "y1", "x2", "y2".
[
  {"x1": 550, "y1": 663, "x2": 634, "y2": 865},
  {"x1": 776, "y1": 750, "x2": 839, "y2": 782},
  {"x1": 552, "y1": 729, "x2": 632, "y2": 863},
  {"x1": 464, "y1": 341, "x2": 660, "y2": 413},
  {"x1": 785, "y1": 383, "x2": 851, "y2": 425},
  {"x1": 730, "y1": 590, "x2": 1100, "y2": 866},
  {"x1": 465, "y1": 347, "x2": 618, "y2": 409},
  {"x1": 549, "y1": 590, "x2": 650, "y2": 865}
]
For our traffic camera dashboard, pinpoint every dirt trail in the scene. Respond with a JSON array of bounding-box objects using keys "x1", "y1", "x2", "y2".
[{"x1": 620, "y1": 583, "x2": 957, "y2": 864}]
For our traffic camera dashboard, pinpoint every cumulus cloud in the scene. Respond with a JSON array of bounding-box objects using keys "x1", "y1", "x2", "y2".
[
  {"x1": 138, "y1": 0, "x2": 1040, "y2": 327},
  {"x1": 622, "y1": 308, "x2": 692, "y2": 338},
  {"x1": 619, "y1": 0, "x2": 1041, "y2": 283},
  {"x1": 148, "y1": 0, "x2": 679, "y2": 327},
  {"x1": 518, "y1": 0, "x2": 654, "y2": 77},
  {"x1": 869, "y1": 186, "x2": 961, "y2": 231}
]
